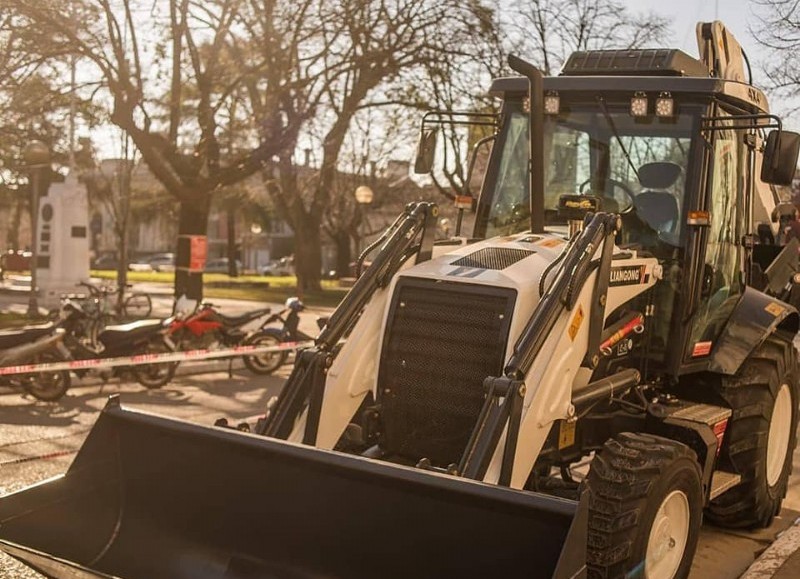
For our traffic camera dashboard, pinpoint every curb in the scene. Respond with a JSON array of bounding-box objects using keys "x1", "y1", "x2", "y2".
[{"x1": 741, "y1": 518, "x2": 800, "y2": 578}]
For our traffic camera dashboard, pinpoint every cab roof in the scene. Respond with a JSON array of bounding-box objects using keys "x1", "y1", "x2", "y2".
[{"x1": 489, "y1": 75, "x2": 769, "y2": 114}]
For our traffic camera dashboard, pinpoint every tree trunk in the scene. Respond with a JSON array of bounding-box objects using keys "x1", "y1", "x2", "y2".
[
  {"x1": 174, "y1": 197, "x2": 211, "y2": 305},
  {"x1": 293, "y1": 214, "x2": 322, "y2": 293},
  {"x1": 226, "y1": 207, "x2": 238, "y2": 277},
  {"x1": 116, "y1": 226, "x2": 128, "y2": 313},
  {"x1": 334, "y1": 232, "x2": 351, "y2": 279},
  {"x1": 8, "y1": 199, "x2": 23, "y2": 250}
]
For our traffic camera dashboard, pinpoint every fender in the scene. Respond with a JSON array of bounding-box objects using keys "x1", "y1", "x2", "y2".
[{"x1": 708, "y1": 287, "x2": 799, "y2": 375}]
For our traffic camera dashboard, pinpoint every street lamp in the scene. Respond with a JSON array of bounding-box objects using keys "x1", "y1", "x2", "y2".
[
  {"x1": 439, "y1": 217, "x2": 451, "y2": 238},
  {"x1": 246, "y1": 223, "x2": 263, "y2": 271},
  {"x1": 22, "y1": 141, "x2": 50, "y2": 317},
  {"x1": 354, "y1": 185, "x2": 373, "y2": 255}
]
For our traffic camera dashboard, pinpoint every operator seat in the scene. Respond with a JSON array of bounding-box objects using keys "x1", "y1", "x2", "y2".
[
  {"x1": 634, "y1": 162, "x2": 681, "y2": 232},
  {"x1": 624, "y1": 162, "x2": 682, "y2": 248}
]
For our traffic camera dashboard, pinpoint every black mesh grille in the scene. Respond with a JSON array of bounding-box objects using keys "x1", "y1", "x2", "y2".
[
  {"x1": 378, "y1": 279, "x2": 516, "y2": 466},
  {"x1": 451, "y1": 247, "x2": 535, "y2": 270}
]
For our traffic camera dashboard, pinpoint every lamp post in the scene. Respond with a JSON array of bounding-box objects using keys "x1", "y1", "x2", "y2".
[
  {"x1": 354, "y1": 185, "x2": 374, "y2": 256},
  {"x1": 248, "y1": 223, "x2": 262, "y2": 270},
  {"x1": 22, "y1": 141, "x2": 50, "y2": 317}
]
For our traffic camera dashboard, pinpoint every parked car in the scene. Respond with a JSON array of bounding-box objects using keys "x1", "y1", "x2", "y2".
[
  {"x1": 0, "y1": 250, "x2": 32, "y2": 279},
  {"x1": 259, "y1": 257, "x2": 294, "y2": 276},
  {"x1": 205, "y1": 258, "x2": 243, "y2": 274},
  {"x1": 91, "y1": 254, "x2": 119, "y2": 271},
  {"x1": 148, "y1": 253, "x2": 176, "y2": 272},
  {"x1": 128, "y1": 259, "x2": 154, "y2": 272}
]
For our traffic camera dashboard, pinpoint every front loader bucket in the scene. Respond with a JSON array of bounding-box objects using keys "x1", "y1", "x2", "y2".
[{"x1": 0, "y1": 398, "x2": 587, "y2": 579}]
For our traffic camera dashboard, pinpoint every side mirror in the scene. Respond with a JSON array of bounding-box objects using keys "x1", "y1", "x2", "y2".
[
  {"x1": 762, "y1": 130, "x2": 800, "y2": 186},
  {"x1": 413, "y1": 128, "x2": 437, "y2": 174}
]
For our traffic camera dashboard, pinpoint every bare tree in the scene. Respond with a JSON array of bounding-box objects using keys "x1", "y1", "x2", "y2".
[
  {"x1": 7, "y1": 0, "x2": 314, "y2": 303},
  {"x1": 507, "y1": 0, "x2": 670, "y2": 75},
  {"x1": 751, "y1": 0, "x2": 800, "y2": 110},
  {"x1": 255, "y1": 0, "x2": 503, "y2": 291},
  {"x1": 82, "y1": 133, "x2": 138, "y2": 310}
]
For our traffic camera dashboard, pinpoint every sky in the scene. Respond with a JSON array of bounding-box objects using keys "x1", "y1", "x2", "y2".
[
  {"x1": 620, "y1": 0, "x2": 798, "y2": 128},
  {"x1": 630, "y1": 0, "x2": 754, "y2": 55},
  {"x1": 628, "y1": 0, "x2": 771, "y2": 84}
]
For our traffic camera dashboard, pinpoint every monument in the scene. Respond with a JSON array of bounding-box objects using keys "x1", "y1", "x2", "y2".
[{"x1": 35, "y1": 173, "x2": 91, "y2": 307}]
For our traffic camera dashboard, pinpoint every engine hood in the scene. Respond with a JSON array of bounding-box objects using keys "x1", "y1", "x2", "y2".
[{"x1": 397, "y1": 232, "x2": 570, "y2": 291}]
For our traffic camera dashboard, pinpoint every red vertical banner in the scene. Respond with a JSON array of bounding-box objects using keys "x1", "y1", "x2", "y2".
[{"x1": 189, "y1": 235, "x2": 208, "y2": 272}]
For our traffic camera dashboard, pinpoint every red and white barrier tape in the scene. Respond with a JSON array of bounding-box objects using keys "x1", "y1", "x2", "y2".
[{"x1": 0, "y1": 340, "x2": 314, "y2": 377}]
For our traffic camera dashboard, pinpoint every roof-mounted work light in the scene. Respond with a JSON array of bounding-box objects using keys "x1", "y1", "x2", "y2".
[
  {"x1": 544, "y1": 92, "x2": 560, "y2": 115},
  {"x1": 656, "y1": 92, "x2": 674, "y2": 117},
  {"x1": 630, "y1": 92, "x2": 648, "y2": 117}
]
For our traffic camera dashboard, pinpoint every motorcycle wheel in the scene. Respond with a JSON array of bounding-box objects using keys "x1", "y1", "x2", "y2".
[
  {"x1": 132, "y1": 339, "x2": 177, "y2": 389},
  {"x1": 24, "y1": 351, "x2": 70, "y2": 402},
  {"x1": 243, "y1": 329, "x2": 288, "y2": 375}
]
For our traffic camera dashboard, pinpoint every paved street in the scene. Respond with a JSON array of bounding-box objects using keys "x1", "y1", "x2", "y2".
[{"x1": 0, "y1": 286, "x2": 799, "y2": 577}]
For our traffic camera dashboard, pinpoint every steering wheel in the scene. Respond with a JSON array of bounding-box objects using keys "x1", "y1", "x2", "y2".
[{"x1": 578, "y1": 177, "x2": 636, "y2": 206}]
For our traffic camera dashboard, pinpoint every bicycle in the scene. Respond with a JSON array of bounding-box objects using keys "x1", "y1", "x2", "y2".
[
  {"x1": 57, "y1": 282, "x2": 153, "y2": 346},
  {"x1": 77, "y1": 281, "x2": 153, "y2": 319}
]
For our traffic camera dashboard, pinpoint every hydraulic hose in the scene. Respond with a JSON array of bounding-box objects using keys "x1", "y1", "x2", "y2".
[{"x1": 538, "y1": 230, "x2": 580, "y2": 298}]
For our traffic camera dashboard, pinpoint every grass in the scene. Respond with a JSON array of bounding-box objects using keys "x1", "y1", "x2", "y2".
[
  {"x1": 92, "y1": 269, "x2": 283, "y2": 285},
  {"x1": 90, "y1": 270, "x2": 347, "y2": 309},
  {"x1": 0, "y1": 312, "x2": 38, "y2": 328}
]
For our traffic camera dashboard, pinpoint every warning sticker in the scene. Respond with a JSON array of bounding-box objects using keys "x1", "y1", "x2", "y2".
[
  {"x1": 558, "y1": 420, "x2": 576, "y2": 449},
  {"x1": 568, "y1": 305, "x2": 584, "y2": 341},
  {"x1": 692, "y1": 341, "x2": 713, "y2": 357},
  {"x1": 765, "y1": 302, "x2": 786, "y2": 317}
]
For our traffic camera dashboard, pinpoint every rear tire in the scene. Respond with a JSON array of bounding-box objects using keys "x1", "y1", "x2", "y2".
[
  {"x1": 706, "y1": 333, "x2": 798, "y2": 528},
  {"x1": 242, "y1": 329, "x2": 287, "y2": 375},
  {"x1": 24, "y1": 351, "x2": 70, "y2": 402},
  {"x1": 586, "y1": 432, "x2": 703, "y2": 579},
  {"x1": 132, "y1": 339, "x2": 177, "y2": 389}
]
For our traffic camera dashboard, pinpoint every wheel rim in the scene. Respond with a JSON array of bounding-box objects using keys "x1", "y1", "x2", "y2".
[
  {"x1": 767, "y1": 383, "x2": 793, "y2": 487},
  {"x1": 27, "y1": 372, "x2": 66, "y2": 400},
  {"x1": 250, "y1": 336, "x2": 282, "y2": 370},
  {"x1": 645, "y1": 489, "x2": 690, "y2": 579}
]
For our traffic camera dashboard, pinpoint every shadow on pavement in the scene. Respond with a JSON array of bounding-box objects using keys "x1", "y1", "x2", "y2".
[{"x1": 0, "y1": 368, "x2": 286, "y2": 428}]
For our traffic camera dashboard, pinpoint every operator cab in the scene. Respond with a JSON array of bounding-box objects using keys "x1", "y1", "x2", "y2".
[
  {"x1": 430, "y1": 26, "x2": 800, "y2": 378},
  {"x1": 473, "y1": 79, "x2": 700, "y2": 257}
]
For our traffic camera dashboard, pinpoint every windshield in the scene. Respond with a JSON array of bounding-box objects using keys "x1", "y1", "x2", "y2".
[{"x1": 478, "y1": 99, "x2": 703, "y2": 242}]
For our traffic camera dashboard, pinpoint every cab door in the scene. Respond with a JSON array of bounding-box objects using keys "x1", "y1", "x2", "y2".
[{"x1": 682, "y1": 108, "x2": 747, "y2": 365}]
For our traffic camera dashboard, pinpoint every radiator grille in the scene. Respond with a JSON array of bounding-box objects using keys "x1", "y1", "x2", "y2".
[
  {"x1": 451, "y1": 247, "x2": 535, "y2": 270},
  {"x1": 378, "y1": 279, "x2": 516, "y2": 466}
]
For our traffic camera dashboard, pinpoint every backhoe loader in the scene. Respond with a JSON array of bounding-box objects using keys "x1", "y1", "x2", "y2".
[{"x1": 2, "y1": 20, "x2": 800, "y2": 579}]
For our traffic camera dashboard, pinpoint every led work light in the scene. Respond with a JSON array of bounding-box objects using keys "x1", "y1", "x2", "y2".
[
  {"x1": 544, "y1": 93, "x2": 560, "y2": 115},
  {"x1": 655, "y1": 92, "x2": 674, "y2": 117},
  {"x1": 630, "y1": 92, "x2": 648, "y2": 117}
]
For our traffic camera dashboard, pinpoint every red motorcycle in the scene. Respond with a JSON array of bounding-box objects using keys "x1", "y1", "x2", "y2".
[{"x1": 167, "y1": 303, "x2": 278, "y2": 375}]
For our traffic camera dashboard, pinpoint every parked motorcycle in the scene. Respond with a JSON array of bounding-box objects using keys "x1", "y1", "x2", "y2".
[
  {"x1": 0, "y1": 322, "x2": 70, "y2": 401},
  {"x1": 168, "y1": 302, "x2": 278, "y2": 374},
  {"x1": 59, "y1": 299, "x2": 177, "y2": 389},
  {"x1": 243, "y1": 297, "x2": 316, "y2": 375}
]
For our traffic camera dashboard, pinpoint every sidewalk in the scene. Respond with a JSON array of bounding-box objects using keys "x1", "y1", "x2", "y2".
[
  {"x1": 741, "y1": 520, "x2": 800, "y2": 578},
  {"x1": 0, "y1": 275, "x2": 31, "y2": 294}
]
